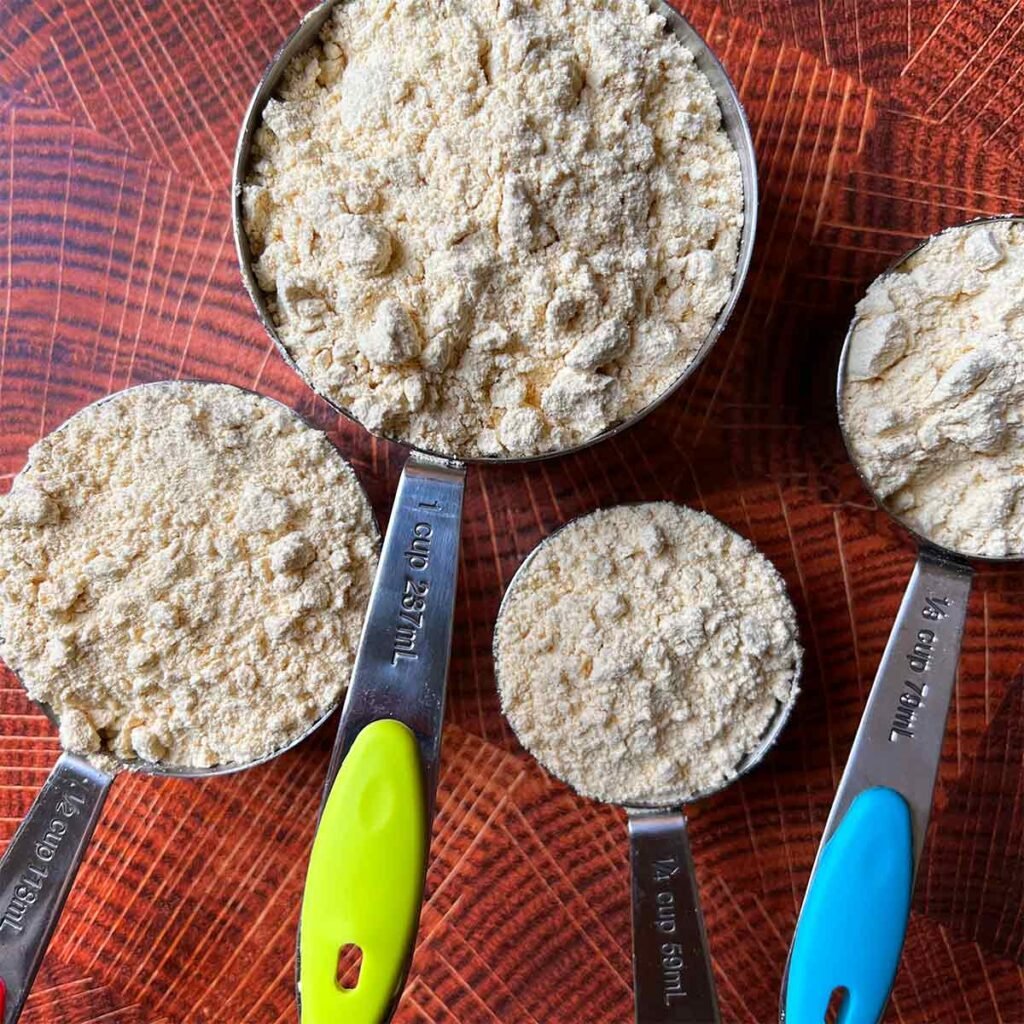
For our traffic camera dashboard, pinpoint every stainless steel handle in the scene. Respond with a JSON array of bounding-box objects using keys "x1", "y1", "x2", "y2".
[
  {"x1": 0, "y1": 753, "x2": 112, "y2": 1023},
  {"x1": 814, "y1": 549, "x2": 973, "y2": 866},
  {"x1": 298, "y1": 454, "x2": 466, "y2": 1024},
  {"x1": 780, "y1": 549, "x2": 973, "y2": 1024},
  {"x1": 628, "y1": 810, "x2": 720, "y2": 1024},
  {"x1": 321, "y1": 453, "x2": 466, "y2": 809}
]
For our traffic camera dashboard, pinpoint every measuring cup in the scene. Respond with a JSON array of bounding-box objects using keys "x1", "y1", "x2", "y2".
[
  {"x1": 232, "y1": 2, "x2": 758, "y2": 1019},
  {"x1": 0, "y1": 381, "x2": 374, "y2": 1024},
  {"x1": 780, "y1": 216, "x2": 1024, "y2": 1024},
  {"x1": 493, "y1": 505, "x2": 802, "y2": 1024}
]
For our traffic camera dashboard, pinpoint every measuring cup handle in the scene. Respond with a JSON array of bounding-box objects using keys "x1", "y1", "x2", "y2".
[
  {"x1": 781, "y1": 550, "x2": 973, "y2": 1024},
  {"x1": 299, "y1": 719, "x2": 425, "y2": 1024},
  {"x1": 299, "y1": 454, "x2": 465, "y2": 1024},
  {"x1": 628, "y1": 809, "x2": 720, "y2": 1024},
  {"x1": 0, "y1": 753, "x2": 112, "y2": 1023}
]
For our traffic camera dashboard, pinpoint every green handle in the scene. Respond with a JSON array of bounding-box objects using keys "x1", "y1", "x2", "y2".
[{"x1": 299, "y1": 719, "x2": 426, "y2": 1024}]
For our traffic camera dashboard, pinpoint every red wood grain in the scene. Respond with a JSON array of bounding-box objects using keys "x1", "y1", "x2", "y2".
[{"x1": 1, "y1": 1, "x2": 1023, "y2": 1021}]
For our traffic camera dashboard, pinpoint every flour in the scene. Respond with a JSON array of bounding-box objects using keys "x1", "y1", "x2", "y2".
[
  {"x1": 243, "y1": 0, "x2": 743, "y2": 458},
  {"x1": 0, "y1": 383, "x2": 378, "y2": 768},
  {"x1": 842, "y1": 219, "x2": 1024, "y2": 558},
  {"x1": 493, "y1": 503, "x2": 801, "y2": 806}
]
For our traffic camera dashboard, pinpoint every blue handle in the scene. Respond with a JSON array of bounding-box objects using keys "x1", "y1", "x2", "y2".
[{"x1": 784, "y1": 787, "x2": 913, "y2": 1024}]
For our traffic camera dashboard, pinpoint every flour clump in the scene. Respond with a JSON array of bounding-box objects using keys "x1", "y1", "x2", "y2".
[
  {"x1": 0, "y1": 383, "x2": 379, "y2": 768},
  {"x1": 494, "y1": 503, "x2": 801, "y2": 805},
  {"x1": 842, "y1": 219, "x2": 1024, "y2": 557},
  {"x1": 243, "y1": 0, "x2": 743, "y2": 458}
]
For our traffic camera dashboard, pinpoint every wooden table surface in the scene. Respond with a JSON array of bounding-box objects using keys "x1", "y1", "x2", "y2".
[{"x1": 1, "y1": 0, "x2": 1023, "y2": 1021}]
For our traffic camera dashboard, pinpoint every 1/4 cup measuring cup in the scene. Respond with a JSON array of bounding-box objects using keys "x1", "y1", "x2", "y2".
[
  {"x1": 0, "y1": 381, "x2": 373, "y2": 1024},
  {"x1": 781, "y1": 216, "x2": 1023, "y2": 1024},
  {"x1": 231, "y1": 2, "x2": 759, "y2": 1019},
  {"x1": 492, "y1": 504, "x2": 802, "y2": 1024}
]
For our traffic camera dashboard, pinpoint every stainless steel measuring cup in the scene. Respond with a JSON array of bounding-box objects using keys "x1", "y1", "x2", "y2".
[
  {"x1": 232, "y1": 2, "x2": 758, "y2": 1019},
  {"x1": 493, "y1": 505, "x2": 802, "y2": 1024},
  {"x1": 0, "y1": 381, "x2": 373, "y2": 1024},
  {"x1": 780, "y1": 216, "x2": 1024, "y2": 1024}
]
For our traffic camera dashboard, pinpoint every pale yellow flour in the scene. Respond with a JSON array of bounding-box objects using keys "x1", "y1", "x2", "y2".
[
  {"x1": 0, "y1": 383, "x2": 378, "y2": 768},
  {"x1": 495, "y1": 503, "x2": 801, "y2": 805},
  {"x1": 243, "y1": 0, "x2": 743, "y2": 458},
  {"x1": 843, "y1": 220, "x2": 1024, "y2": 557}
]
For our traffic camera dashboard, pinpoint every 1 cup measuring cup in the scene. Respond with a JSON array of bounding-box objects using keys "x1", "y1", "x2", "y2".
[
  {"x1": 781, "y1": 216, "x2": 1024, "y2": 1024},
  {"x1": 232, "y1": 3, "x2": 759, "y2": 1020},
  {"x1": 0, "y1": 381, "x2": 374, "y2": 1024},
  {"x1": 492, "y1": 504, "x2": 802, "y2": 1024}
]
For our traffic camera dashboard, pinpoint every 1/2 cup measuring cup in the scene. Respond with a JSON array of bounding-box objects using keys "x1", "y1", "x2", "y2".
[
  {"x1": 0, "y1": 381, "x2": 372, "y2": 1024},
  {"x1": 0, "y1": 726, "x2": 341, "y2": 1024},
  {"x1": 493, "y1": 504, "x2": 802, "y2": 1024},
  {"x1": 231, "y1": 2, "x2": 759, "y2": 1019},
  {"x1": 781, "y1": 216, "x2": 1023, "y2": 1024}
]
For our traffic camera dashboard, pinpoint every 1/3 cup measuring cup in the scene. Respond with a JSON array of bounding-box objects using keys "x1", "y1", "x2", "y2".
[
  {"x1": 0, "y1": 381, "x2": 373, "y2": 1024},
  {"x1": 231, "y1": 2, "x2": 759, "y2": 1019},
  {"x1": 781, "y1": 216, "x2": 1024, "y2": 1024},
  {"x1": 492, "y1": 504, "x2": 802, "y2": 1024}
]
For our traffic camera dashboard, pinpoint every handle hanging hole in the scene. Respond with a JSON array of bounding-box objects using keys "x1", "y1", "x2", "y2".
[
  {"x1": 336, "y1": 943, "x2": 363, "y2": 991},
  {"x1": 825, "y1": 986, "x2": 849, "y2": 1023}
]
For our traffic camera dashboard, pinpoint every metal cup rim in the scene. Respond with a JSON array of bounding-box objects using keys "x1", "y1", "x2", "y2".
[
  {"x1": 835, "y1": 214, "x2": 1024, "y2": 566},
  {"x1": 491, "y1": 500, "x2": 803, "y2": 811},
  {"x1": 230, "y1": 0, "x2": 760, "y2": 466},
  {"x1": 1, "y1": 379, "x2": 380, "y2": 779}
]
